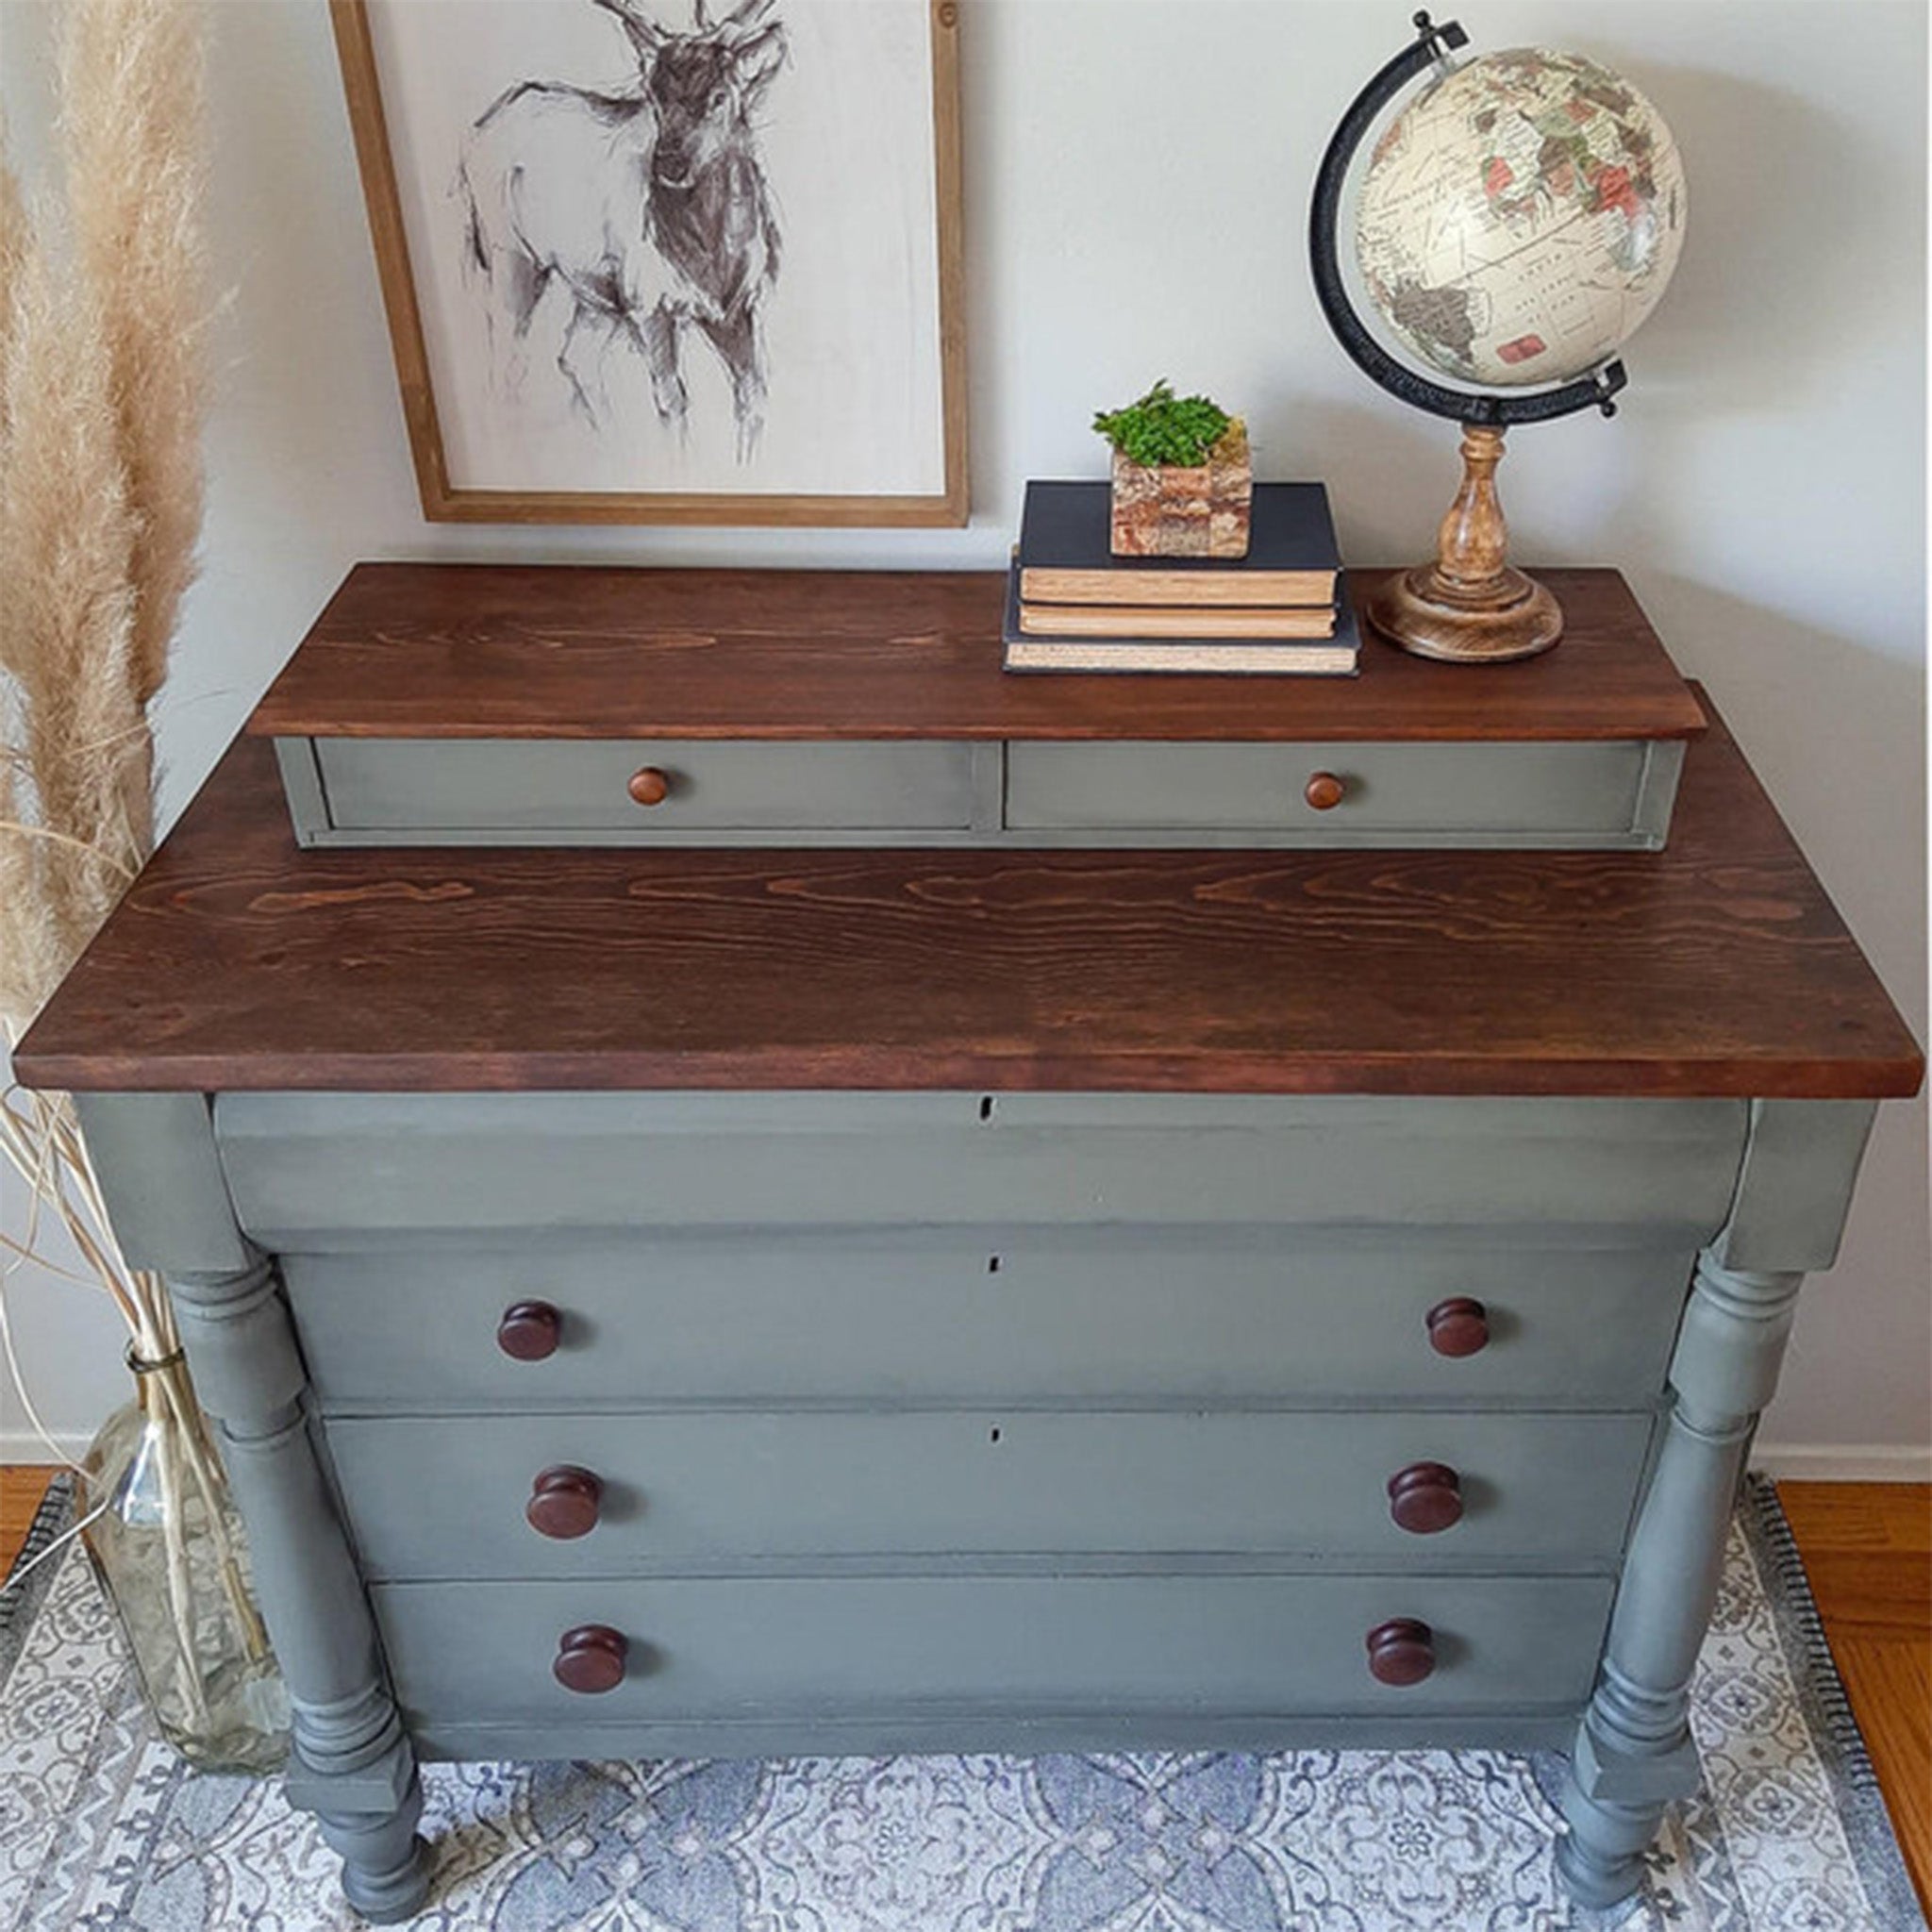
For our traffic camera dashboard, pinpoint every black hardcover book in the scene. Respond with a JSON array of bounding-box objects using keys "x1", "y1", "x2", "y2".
[
  {"x1": 1002, "y1": 563, "x2": 1360, "y2": 675},
  {"x1": 1018, "y1": 480, "x2": 1341, "y2": 608}
]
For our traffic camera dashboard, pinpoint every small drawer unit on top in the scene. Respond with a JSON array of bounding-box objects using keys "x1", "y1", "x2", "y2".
[
  {"x1": 15, "y1": 563, "x2": 1918, "y2": 1924},
  {"x1": 255, "y1": 565, "x2": 1705, "y2": 851}
]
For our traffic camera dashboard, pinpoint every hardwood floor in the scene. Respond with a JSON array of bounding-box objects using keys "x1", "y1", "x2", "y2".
[
  {"x1": 1778, "y1": 1481, "x2": 1932, "y2": 1918},
  {"x1": 1, "y1": 1463, "x2": 64, "y2": 1576},
  {"x1": 2, "y1": 1465, "x2": 1926, "y2": 1911}
]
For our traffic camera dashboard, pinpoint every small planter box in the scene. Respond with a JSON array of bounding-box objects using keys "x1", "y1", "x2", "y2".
[{"x1": 1109, "y1": 425, "x2": 1252, "y2": 558}]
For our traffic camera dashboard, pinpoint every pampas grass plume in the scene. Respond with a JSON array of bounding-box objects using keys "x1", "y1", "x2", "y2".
[
  {"x1": 0, "y1": 0, "x2": 208, "y2": 1035},
  {"x1": 59, "y1": 0, "x2": 210, "y2": 708}
]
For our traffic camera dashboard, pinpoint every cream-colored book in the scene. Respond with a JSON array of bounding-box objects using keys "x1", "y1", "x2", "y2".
[
  {"x1": 1019, "y1": 601, "x2": 1336, "y2": 640},
  {"x1": 1003, "y1": 639, "x2": 1357, "y2": 675}
]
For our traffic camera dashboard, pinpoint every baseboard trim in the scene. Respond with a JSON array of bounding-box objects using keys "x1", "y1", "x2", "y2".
[
  {"x1": 0, "y1": 1429, "x2": 88, "y2": 1467},
  {"x1": 1751, "y1": 1442, "x2": 1932, "y2": 1483}
]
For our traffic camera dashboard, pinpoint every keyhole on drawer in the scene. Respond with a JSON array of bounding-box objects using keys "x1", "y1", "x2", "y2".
[
  {"x1": 989, "y1": 1425, "x2": 1002, "y2": 1444},
  {"x1": 978, "y1": 1095, "x2": 996, "y2": 1123},
  {"x1": 987, "y1": 1255, "x2": 1001, "y2": 1274}
]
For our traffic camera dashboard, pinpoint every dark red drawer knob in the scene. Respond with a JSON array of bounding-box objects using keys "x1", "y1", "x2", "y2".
[
  {"x1": 554, "y1": 1624, "x2": 627, "y2": 1693},
  {"x1": 1388, "y1": 1461, "x2": 1464, "y2": 1535},
  {"x1": 497, "y1": 1301, "x2": 561, "y2": 1361},
  {"x1": 526, "y1": 1465, "x2": 604, "y2": 1541},
  {"x1": 628, "y1": 766, "x2": 672, "y2": 808},
  {"x1": 1366, "y1": 1617, "x2": 1436, "y2": 1687},
  {"x1": 1304, "y1": 771, "x2": 1347, "y2": 811},
  {"x1": 1426, "y1": 1296, "x2": 1490, "y2": 1358}
]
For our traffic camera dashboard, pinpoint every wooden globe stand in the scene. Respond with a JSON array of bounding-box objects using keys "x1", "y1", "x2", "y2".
[{"x1": 1367, "y1": 425, "x2": 1562, "y2": 663}]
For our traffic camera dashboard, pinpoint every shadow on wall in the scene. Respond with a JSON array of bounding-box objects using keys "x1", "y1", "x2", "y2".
[
  {"x1": 1630, "y1": 570, "x2": 1926, "y2": 972},
  {"x1": 1627, "y1": 58, "x2": 1924, "y2": 420}
]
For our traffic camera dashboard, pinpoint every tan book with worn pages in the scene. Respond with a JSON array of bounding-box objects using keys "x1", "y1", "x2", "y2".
[
  {"x1": 1019, "y1": 602, "x2": 1336, "y2": 640},
  {"x1": 1003, "y1": 638, "x2": 1358, "y2": 675}
]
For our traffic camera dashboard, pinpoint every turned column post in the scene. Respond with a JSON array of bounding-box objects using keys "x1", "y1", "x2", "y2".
[
  {"x1": 1556, "y1": 1097, "x2": 1879, "y2": 1907},
  {"x1": 72, "y1": 1092, "x2": 430, "y2": 1924},
  {"x1": 1556, "y1": 1252, "x2": 1800, "y2": 1904}
]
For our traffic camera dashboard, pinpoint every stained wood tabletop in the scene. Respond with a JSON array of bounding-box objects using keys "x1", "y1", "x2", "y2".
[
  {"x1": 16, "y1": 687, "x2": 1919, "y2": 1098},
  {"x1": 248, "y1": 565, "x2": 1709, "y2": 743}
]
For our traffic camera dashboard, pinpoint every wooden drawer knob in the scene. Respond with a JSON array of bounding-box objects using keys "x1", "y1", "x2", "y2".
[
  {"x1": 553, "y1": 1624, "x2": 627, "y2": 1693},
  {"x1": 1388, "y1": 1461, "x2": 1464, "y2": 1535},
  {"x1": 627, "y1": 766, "x2": 672, "y2": 807},
  {"x1": 1365, "y1": 1617, "x2": 1435, "y2": 1686},
  {"x1": 526, "y1": 1465, "x2": 604, "y2": 1541},
  {"x1": 1304, "y1": 771, "x2": 1347, "y2": 811},
  {"x1": 1426, "y1": 1296, "x2": 1490, "y2": 1358},
  {"x1": 496, "y1": 1300, "x2": 562, "y2": 1361}
]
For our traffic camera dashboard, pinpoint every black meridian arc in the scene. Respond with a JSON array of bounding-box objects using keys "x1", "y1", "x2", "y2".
[{"x1": 1308, "y1": 11, "x2": 1627, "y2": 428}]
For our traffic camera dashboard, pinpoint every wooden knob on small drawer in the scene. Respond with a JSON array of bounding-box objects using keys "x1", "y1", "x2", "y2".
[
  {"x1": 1426, "y1": 1296, "x2": 1490, "y2": 1358},
  {"x1": 627, "y1": 765, "x2": 672, "y2": 807},
  {"x1": 1388, "y1": 1461, "x2": 1464, "y2": 1535},
  {"x1": 1365, "y1": 1617, "x2": 1436, "y2": 1686},
  {"x1": 526, "y1": 1465, "x2": 604, "y2": 1540},
  {"x1": 553, "y1": 1624, "x2": 627, "y2": 1693},
  {"x1": 1304, "y1": 771, "x2": 1347, "y2": 811},
  {"x1": 496, "y1": 1300, "x2": 562, "y2": 1361}
]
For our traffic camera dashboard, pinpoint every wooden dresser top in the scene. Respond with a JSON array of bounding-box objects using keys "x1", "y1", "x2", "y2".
[
  {"x1": 18, "y1": 683, "x2": 1919, "y2": 1099},
  {"x1": 249, "y1": 565, "x2": 1708, "y2": 744}
]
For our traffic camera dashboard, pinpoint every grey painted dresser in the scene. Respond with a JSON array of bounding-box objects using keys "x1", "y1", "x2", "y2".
[{"x1": 16, "y1": 565, "x2": 1920, "y2": 1923}]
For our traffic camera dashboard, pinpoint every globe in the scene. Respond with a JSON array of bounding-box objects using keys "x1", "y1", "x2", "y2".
[{"x1": 1353, "y1": 47, "x2": 1687, "y2": 391}]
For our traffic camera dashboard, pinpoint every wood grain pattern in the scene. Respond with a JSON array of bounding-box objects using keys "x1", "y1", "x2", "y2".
[
  {"x1": 1778, "y1": 1484, "x2": 1932, "y2": 1638},
  {"x1": 327, "y1": 1, "x2": 967, "y2": 526},
  {"x1": 12, "y1": 690, "x2": 1921, "y2": 1097},
  {"x1": 1, "y1": 1466, "x2": 61, "y2": 1575},
  {"x1": 249, "y1": 567, "x2": 1709, "y2": 743},
  {"x1": 1367, "y1": 426, "x2": 1563, "y2": 664},
  {"x1": 1779, "y1": 1483, "x2": 1932, "y2": 1917},
  {"x1": 327, "y1": 0, "x2": 450, "y2": 518}
]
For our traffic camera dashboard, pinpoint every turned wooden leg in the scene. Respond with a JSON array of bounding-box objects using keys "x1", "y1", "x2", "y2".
[
  {"x1": 165, "y1": 1254, "x2": 430, "y2": 1923},
  {"x1": 70, "y1": 1094, "x2": 432, "y2": 1922},
  {"x1": 1557, "y1": 1251, "x2": 1804, "y2": 1907}
]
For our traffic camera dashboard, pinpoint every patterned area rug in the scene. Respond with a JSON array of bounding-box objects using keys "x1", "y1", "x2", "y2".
[{"x1": 2, "y1": 1477, "x2": 1922, "y2": 1932}]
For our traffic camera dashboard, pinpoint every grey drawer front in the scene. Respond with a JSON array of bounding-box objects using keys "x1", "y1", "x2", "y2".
[
  {"x1": 219, "y1": 1091, "x2": 1746, "y2": 1244},
  {"x1": 328, "y1": 1408, "x2": 1654, "y2": 1579},
  {"x1": 286, "y1": 1233, "x2": 1693, "y2": 1410},
  {"x1": 314, "y1": 737, "x2": 977, "y2": 835},
  {"x1": 408, "y1": 1707, "x2": 1579, "y2": 1762},
  {"x1": 285, "y1": 734, "x2": 1682, "y2": 849},
  {"x1": 1007, "y1": 738, "x2": 1670, "y2": 843},
  {"x1": 372, "y1": 1573, "x2": 1616, "y2": 1724}
]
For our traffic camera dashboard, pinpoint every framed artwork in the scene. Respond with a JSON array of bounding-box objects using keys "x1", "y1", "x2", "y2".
[{"x1": 330, "y1": 0, "x2": 966, "y2": 525}]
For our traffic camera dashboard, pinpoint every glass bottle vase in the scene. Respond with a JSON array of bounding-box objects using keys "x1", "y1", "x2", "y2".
[{"x1": 81, "y1": 1350, "x2": 291, "y2": 1774}]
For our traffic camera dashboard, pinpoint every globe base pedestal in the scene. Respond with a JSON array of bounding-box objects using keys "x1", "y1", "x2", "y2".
[
  {"x1": 1367, "y1": 561, "x2": 1562, "y2": 664},
  {"x1": 1366, "y1": 423, "x2": 1564, "y2": 664}
]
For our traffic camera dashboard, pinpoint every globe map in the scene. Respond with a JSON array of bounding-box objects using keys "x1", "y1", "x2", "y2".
[{"x1": 1354, "y1": 48, "x2": 1686, "y2": 390}]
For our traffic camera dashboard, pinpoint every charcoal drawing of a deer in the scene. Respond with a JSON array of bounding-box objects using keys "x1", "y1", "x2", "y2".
[{"x1": 457, "y1": 0, "x2": 787, "y2": 455}]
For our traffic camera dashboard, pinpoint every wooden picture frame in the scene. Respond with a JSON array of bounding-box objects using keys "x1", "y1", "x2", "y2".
[{"x1": 330, "y1": 0, "x2": 967, "y2": 525}]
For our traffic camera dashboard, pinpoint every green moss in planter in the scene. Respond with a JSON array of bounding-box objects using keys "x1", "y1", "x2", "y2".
[{"x1": 1092, "y1": 380, "x2": 1233, "y2": 470}]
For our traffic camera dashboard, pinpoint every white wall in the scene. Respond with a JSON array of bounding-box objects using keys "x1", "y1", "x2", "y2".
[{"x1": 4, "y1": 0, "x2": 1924, "y2": 1468}]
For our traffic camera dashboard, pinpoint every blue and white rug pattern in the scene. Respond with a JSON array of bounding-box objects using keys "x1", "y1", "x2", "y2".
[{"x1": 2, "y1": 1480, "x2": 1923, "y2": 1931}]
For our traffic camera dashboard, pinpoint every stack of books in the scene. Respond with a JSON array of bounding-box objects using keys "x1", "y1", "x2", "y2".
[{"x1": 1003, "y1": 480, "x2": 1357, "y2": 675}]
